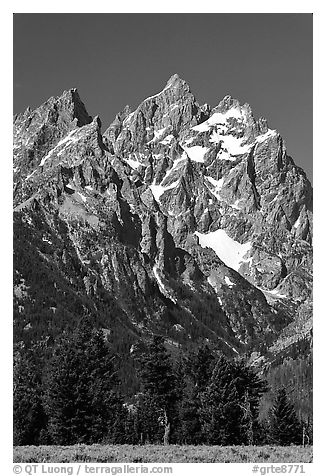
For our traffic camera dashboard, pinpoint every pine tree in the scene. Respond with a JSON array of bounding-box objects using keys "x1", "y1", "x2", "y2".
[
  {"x1": 13, "y1": 347, "x2": 47, "y2": 445},
  {"x1": 232, "y1": 359, "x2": 268, "y2": 444},
  {"x1": 136, "y1": 335, "x2": 177, "y2": 444},
  {"x1": 270, "y1": 387, "x2": 301, "y2": 445},
  {"x1": 188, "y1": 344, "x2": 215, "y2": 391},
  {"x1": 134, "y1": 392, "x2": 165, "y2": 444},
  {"x1": 177, "y1": 383, "x2": 203, "y2": 444},
  {"x1": 43, "y1": 317, "x2": 125, "y2": 444},
  {"x1": 200, "y1": 355, "x2": 242, "y2": 445},
  {"x1": 175, "y1": 344, "x2": 215, "y2": 444}
]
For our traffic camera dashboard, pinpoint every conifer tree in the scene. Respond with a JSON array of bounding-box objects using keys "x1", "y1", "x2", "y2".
[
  {"x1": 270, "y1": 387, "x2": 301, "y2": 445},
  {"x1": 13, "y1": 347, "x2": 46, "y2": 445},
  {"x1": 233, "y1": 359, "x2": 268, "y2": 444},
  {"x1": 176, "y1": 344, "x2": 215, "y2": 444},
  {"x1": 43, "y1": 316, "x2": 125, "y2": 444},
  {"x1": 137, "y1": 335, "x2": 177, "y2": 444},
  {"x1": 200, "y1": 355, "x2": 242, "y2": 445},
  {"x1": 177, "y1": 383, "x2": 203, "y2": 444},
  {"x1": 188, "y1": 344, "x2": 215, "y2": 391}
]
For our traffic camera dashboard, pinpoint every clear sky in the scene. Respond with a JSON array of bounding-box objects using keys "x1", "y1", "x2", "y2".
[{"x1": 13, "y1": 13, "x2": 312, "y2": 181}]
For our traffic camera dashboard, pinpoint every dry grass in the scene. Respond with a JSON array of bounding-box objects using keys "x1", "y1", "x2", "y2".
[{"x1": 14, "y1": 444, "x2": 313, "y2": 463}]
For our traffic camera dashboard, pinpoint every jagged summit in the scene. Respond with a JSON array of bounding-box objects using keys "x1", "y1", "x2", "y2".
[
  {"x1": 165, "y1": 73, "x2": 190, "y2": 90},
  {"x1": 55, "y1": 87, "x2": 93, "y2": 127},
  {"x1": 141, "y1": 73, "x2": 192, "y2": 104},
  {"x1": 103, "y1": 74, "x2": 205, "y2": 155}
]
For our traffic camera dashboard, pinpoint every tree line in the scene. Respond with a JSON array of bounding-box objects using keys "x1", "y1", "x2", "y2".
[{"x1": 14, "y1": 317, "x2": 312, "y2": 447}]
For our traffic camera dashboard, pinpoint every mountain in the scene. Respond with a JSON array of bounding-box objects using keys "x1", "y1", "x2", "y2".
[{"x1": 13, "y1": 75, "x2": 312, "y2": 407}]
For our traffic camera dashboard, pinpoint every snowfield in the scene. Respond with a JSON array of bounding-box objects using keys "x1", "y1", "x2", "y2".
[
  {"x1": 195, "y1": 229, "x2": 251, "y2": 271},
  {"x1": 150, "y1": 180, "x2": 179, "y2": 202},
  {"x1": 210, "y1": 130, "x2": 252, "y2": 156},
  {"x1": 182, "y1": 145, "x2": 210, "y2": 163},
  {"x1": 192, "y1": 107, "x2": 245, "y2": 132}
]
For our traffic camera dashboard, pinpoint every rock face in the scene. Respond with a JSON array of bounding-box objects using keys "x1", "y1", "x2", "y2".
[{"x1": 13, "y1": 75, "x2": 312, "y2": 365}]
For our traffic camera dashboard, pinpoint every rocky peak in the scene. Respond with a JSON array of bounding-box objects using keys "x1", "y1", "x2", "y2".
[
  {"x1": 103, "y1": 73, "x2": 206, "y2": 156},
  {"x1": 215, "y1": 94, "x2": 240, "y2": 111},
  {"x1": 211, "y1": 95, "x2": 253, "y2": 122},
  {"x1": 165, "y1": 72, "x2": 183, "y2": 86},
  {"x1": 13, "y1": 77, "x2": 313, "y2": 370},
  {"x1": 164, "y1": 73, "x2": 191, "y2": 95},
  {"x1": 13, "y1": 88, "x2": 93, "y2": 178},
  {"x1": 58, "y1": 88, "x2": 93, "y2": 127},
  {"x1": 14, "y1": 87, "x2": 92, "y2": 131}
]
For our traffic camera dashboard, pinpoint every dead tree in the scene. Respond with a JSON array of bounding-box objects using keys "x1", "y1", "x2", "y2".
[
  {"x1": 239, "y1": 391, "x2": 254, "y2": 445},
  {"x1": 163, "y1": 410, "x2": 171, "y2": 445}
]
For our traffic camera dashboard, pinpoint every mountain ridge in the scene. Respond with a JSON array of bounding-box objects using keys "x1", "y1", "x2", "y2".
[{"x1": 13, "y1": 75, "x2": 312, "y2": 388}]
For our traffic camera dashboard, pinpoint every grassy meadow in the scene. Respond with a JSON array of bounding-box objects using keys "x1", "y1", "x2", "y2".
[{"x1": 14, "y1": 444, "x2": 313, "y2": 463}]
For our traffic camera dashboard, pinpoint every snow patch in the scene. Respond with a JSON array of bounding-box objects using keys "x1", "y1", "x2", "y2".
[
  {"x1": 125, "y1": 158, "x2": 145, "y2": 169},
  {"x1": 195, "y1": 229, "x2": 251, "y2": 271},
  {"x1": 256, "y1": 129, "x2": 277, "y2": 143},
  {"x1": 224, "y1": 276, "x2": 235, "y2": 287},
  {"x1": 42, "y1": 237, "x2": 52, "y2": 244},
  {"x1": 257, "y1": 284, "x2": 287, "y2": 300},
  {"x1": 192, "y1": 108, "x2": 245, "y2": 132},
  {"x1": 216, "y1": 149, "x2": 234, "y2": 161},
  {"x1": 210, "y1": 131, "x2": 251, "y2": 155},
  {"x1": 207, "y1": 275, "x2": 215, "y2": 288},
  {"x1": 205, "y1": 176, "x2": 224, "y2": 190},
  {"x1": 221, "y1": 338, "x2": 239, "y2": 355},
  {"x1": 205, "y1": 176, "x2": 224, "y2": 200},
  {"x1": 162, "y1": 154, "x2": 187, "y2": 182},
  {"x1": 124, "y1": 110, "x2": 136, "y2": 124},
  {"x1": 85, "y1": 185, "x2": 93, "y2": 191},
  {"x1": 25, "y1": 170, "x2": 36, "y2": 180},
  {"x1": 169, "y1": 103, "x2": 179, "y2": 112},
  {"x1": 153, "y1": 265, "x2": 177, "y2": 304},
  {"x1": 77, "y1": 192, "x2": 87, "y2": 203},
  {"x1": 182, "y1": 145, "x2": 209, "y2": 163},
  {"x1": 268, "y1": 288, "x2": 287, "y2": 298},
  {"x1": 153, "y1": 153, "x2": 163, "y2": 161},
  {"x1": 39, "y1": 130, "x2": 79, "y2": 166},
  {"x1": 147, "y1": 127, "x2": 167, "y2": 144},
  {"x1": 231, "y1": 199, "x2": 242, "y2": 210},
  {"x1": 129, "y1": 344, "x2": 135, "y2": 354},
  {"x1": 150, "y1": 180, "x2": 179, "y2": 202},
  {"x1": 293, "y1": 216, "x2": 301, "y2": 229},
  {"x1": 160, "y1": 134, "x2": 174, "y2": 145}
]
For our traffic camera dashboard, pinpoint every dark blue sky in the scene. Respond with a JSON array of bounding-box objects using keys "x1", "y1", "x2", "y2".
[{"x1": 13, "y1": 13, "x2": 312, "y2": 180}]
